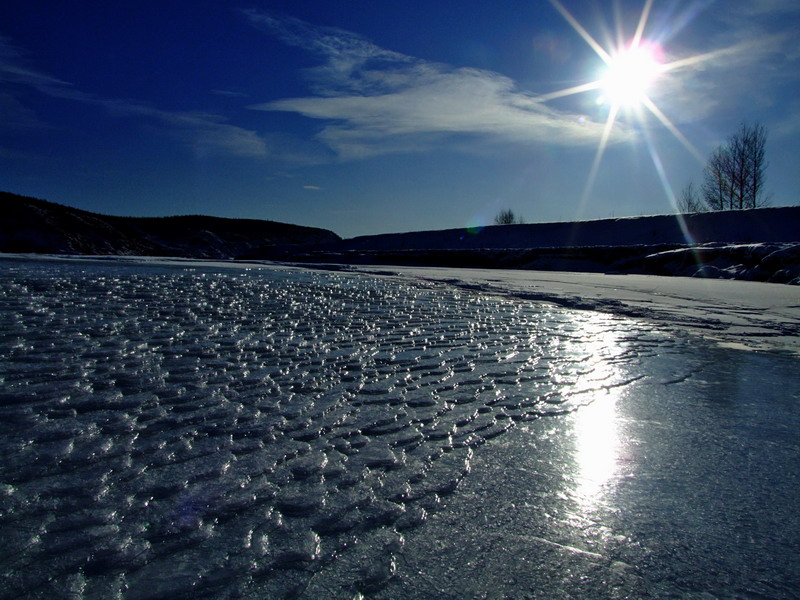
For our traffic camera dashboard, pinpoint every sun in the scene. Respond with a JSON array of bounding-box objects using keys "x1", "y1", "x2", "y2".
[
  {"x1": 545, "y1": 0, "x2": 708, "y2": 212},
  {"x1": 601, "y1": 43, "x2": 663, "y2": 108}
]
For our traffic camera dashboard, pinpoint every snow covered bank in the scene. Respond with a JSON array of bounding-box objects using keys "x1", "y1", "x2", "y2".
[
  {"x1": 336, "y1": 206, "x2": 800, "y2": 250},
  {"x1": 277, "y1": 241, "x2": 800, "y2": 284},
  {"x1": 5, "y1": 193, "x2": 798, "y2": 283},
  {"x1": 644, "y1": 242, "x2": 800, "y2": 283},
  {"x1": 336, "y1": 264, "x2": 800, "y2": 356},
  {"x1": 268, "y1": 207, "x2": 800, "y2": 284}
]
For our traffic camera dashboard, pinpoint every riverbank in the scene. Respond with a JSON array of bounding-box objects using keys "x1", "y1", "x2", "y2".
[{"x1": 318, "y1": 264, "x2": 800, "y2": 356}]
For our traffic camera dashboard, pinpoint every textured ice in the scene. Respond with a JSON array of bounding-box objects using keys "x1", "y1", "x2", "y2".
[{"x1": 1, "y1": 258, "x2": 798, "y2": 599}]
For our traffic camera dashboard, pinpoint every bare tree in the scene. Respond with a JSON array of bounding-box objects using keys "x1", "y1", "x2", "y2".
[
  {"x1": 494, "y1": 209, "x2": 517, "y2": 225},
  {"x1": 742, "y1": 122, "x2": 768, "y2": 207},
  {"x1": 702, "y1": 122, "x2": 768, "y2": 210},
  {"x1": 702, "y1": 145, "x2": 732, "y2": 210},
  {"x1": 677, "y1": 181, "x2": 705, "y2": 213}
]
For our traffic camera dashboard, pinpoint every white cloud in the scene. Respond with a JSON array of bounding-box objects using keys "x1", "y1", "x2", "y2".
[
  {"x1": 245, "y1": 11, "x2": 628, "y2": 161},
  {"x1": 245, "y1": 6, "x2": 800, "y2": 160}
]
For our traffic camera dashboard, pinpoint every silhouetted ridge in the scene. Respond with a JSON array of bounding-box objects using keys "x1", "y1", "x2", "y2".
[{"x1": 1, "y1": 192, "x2": 341, "y2": 258}]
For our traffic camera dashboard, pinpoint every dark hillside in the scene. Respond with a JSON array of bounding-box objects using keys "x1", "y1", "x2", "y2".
[
  {"x1": 263, "y1": 207, "x2": 800, "y2": 283},
  {"x1": 333, "y1": 207, "x2": 800, "y2": 251},
  {"x1": 1, "y1": 192, "x2": 341, "y2": 258}
]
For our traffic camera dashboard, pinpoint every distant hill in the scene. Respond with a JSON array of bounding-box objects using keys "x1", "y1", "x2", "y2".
[
  {"x1": 333, "y1": 207, "x2": 800, "y2": 251},
  {"x1": 261, "y1": 206, "x2": 800, "y2": 284},
  {"x1": 4, "y1": 192, "x2": 798, "y2": 283},
  {"x1": 0, "y1": 192, "x2": 341, "y2": 259}
]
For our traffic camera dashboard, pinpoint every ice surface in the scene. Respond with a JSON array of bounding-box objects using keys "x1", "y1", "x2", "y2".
[
  {"x1": 1, "y1": 257, "x2": 799, "y2": 599},
  {"x1": 338, "y1": 264, "x2": 800, "y2": 355}
]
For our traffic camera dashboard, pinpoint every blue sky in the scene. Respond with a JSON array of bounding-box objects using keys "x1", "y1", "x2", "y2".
[{"x1": 1, "y1": 1, "x2": 798, "y2": 238}]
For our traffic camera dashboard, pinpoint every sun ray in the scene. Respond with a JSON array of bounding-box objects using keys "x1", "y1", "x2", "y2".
[
  {"x1": 541, "y1": 0, "x2": 717, "y2": 213},
  {"x1": 640, "y1": 96, "x2": 704, "y2": 162},
  {"x1": 547, "y1": 0, "x2": 612, "y2": 64},
  {"x1": 537, "y1": 80, "x2": 603, "y2": 102},
  {"x1": 631, "y1": 0, "x2": 655, "y2": 49},
  {"x1": 580, "y1": 103, "x2": 619, "y2": 210},
  {"x1": 612, "y1": 2, "x2": 625, "y2": 52},
  {"x1": 660, "y1": 42, "x2": 751, "y2": 74},
  {"x1": 641, "y1": 125, "x2": 675, "y2": 204},
  {"x1": 641, "y1": 125, "x2": 701, "y2": 255}
]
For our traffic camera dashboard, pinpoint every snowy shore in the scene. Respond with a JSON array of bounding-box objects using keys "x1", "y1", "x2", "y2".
[
  {"x1": 269, "y1": 206, "x2": 800, "y2": 285},
  {"x1": 338, "y1": 264, "x2": 800, "y2": 356},
  {"x1": 5, "y1": 195, "x2": 799, "y2": 283}
]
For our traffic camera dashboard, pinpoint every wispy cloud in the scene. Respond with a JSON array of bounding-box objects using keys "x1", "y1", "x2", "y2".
[
  {"x1": 651, "y1": 34, "x2": 791, "y2": 124},
  {"x1": 653, "y1": 1, "x2": 800, "y2": 123},
  {"x1": 243, "y1": 10, "x2": 411, "y2": 92},
  {"x1": 0, "y1": 36, "x2": 267, "y2": 158},
  {"x1": 210, "y1": 89, "x2": 250, "y2": 98},
  {"x1": 102, "y1": 101, "x2": 268, "y2": 158},
  {"x1": 0, "y1": 92, "x2": 48, "y2": 132},
  {"x1": 735, "y1": 0, "x2": 800, "y2": 17},
  {"x1": 244, "y1": 10, "x2": 627, "y2": 161},
  {"x1": 245, "y1": 7, "x2": 800, "y2": 160}
]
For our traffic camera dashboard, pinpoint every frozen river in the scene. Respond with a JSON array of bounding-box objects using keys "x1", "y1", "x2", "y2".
[{"x1": 1, "y1": 257, "x2": 799, "y2": 599}]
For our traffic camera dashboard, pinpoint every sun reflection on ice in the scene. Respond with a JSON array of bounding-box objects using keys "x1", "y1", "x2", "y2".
[
  {"x1": 563, "y1": 317, "x2": 628, "y2": 510},
  {"x1": 572, "y1": 386, "x2": 622, "y2": 508}
]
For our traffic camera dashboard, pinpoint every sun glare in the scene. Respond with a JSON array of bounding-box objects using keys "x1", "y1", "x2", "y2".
[
  {"x1": 546, "y1": 0, "x2": 707, "y2": 212},
  {"x1": 601, "y1": 43, "x2": 663, "y2": 108}
]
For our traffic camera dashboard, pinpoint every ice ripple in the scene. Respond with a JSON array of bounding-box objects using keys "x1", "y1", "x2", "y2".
[{"x1": 0, "y1": 260, "x2": 661, "y2": 598}]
